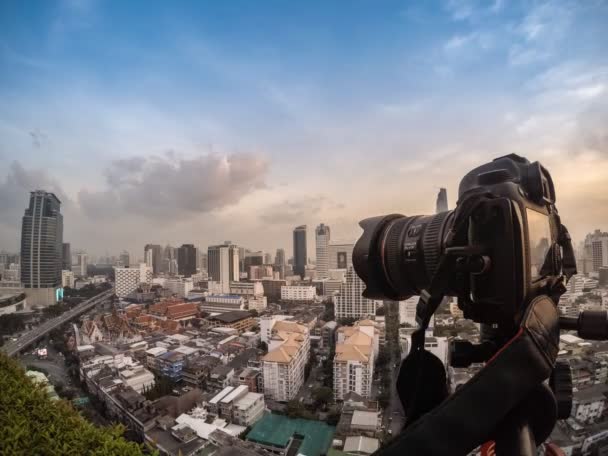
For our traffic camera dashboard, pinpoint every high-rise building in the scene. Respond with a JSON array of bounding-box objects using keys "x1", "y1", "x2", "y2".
[
  {"x1": 20, "y1": 191, "x2": 63, "y2": 307},
  {"x1": 436, "y1": 187, "x2": 448, "y2": 213},
  {"x1": 177, "y1": 244, "x2": 197, "y2": 277},
  {"x1": 114, "y1": 263, "x2": 153, "y2": 298},
  {"x1": 61, "y1": 243, "x2": 71, "y2": 271},
  {"x1": 208, "y1": 244, "x2": 239, "y2": 293},
  {"x1": 119, "y1": 251, "x2": 130, "y2": 267},
  {"x1": 264, "y1": 252, "x2": 272, "y2": 265},
  {"x1": 144, "y1": 244, "x2": 162, "y2": 275},
  {"x1": 293, "y1": 225, "x2": 307, "y2": 278},
  {"x1": 333, "y1": 324, "x2": 375, "y2": 400},
  {"x1": 584, "y1": 230, "x2": 608, "y2": 272},
  {"x1": 315, "y1": 224, "x2": 331, "y2": 279},
  {"x1": 75, "y1": 253, "x2": 88, "y2": 277},
  {"x1": 328, "y1": 241, "x2": 354, "y2": 270},
  {"x1": 262, "y1": 319, "x2": 310, "y2": 401},
  {"x1": 334, "y1": 266, "x2": 381, "y2": 319},
  {"x1": 244, "y1": 252, "x2": 264, "y2": 273},
  {"x1": 275, "y1": 248, "x2": 285, "y2": 267}
]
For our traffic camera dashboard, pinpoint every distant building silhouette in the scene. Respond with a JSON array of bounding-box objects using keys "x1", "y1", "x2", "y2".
[
  {"x1": 293, "y1": 225, "x2": 307, "y2": 278},
  {"x1": 62, "y1": 242, "x2": 71, "y2": 271},
  {"x1": 177, "y1": 244, "x2": 197, "y2": 277},
  {"x1": 436, "y1": 188, "x2": 448, "y2": 213}
]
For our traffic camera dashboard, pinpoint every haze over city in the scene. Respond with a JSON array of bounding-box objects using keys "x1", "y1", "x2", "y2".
[{"x1": 1, "y1": 0, "x2": 607, "y2": 256}]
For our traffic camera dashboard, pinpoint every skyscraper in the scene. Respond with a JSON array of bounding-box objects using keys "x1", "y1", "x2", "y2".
[
  {"x1": 328, "y1": 241, "x2": 354, "y2": 270},
  {"x1": 584, "y1": 230, "x2": 608, "y2": 272},
  {"x1": 275, "y1": 248, "x2": 285, "y2": 267},
  {"x1": 144, "y1": 244, "x2": 162, "y2": 274},
  {"x1": 119, "y1": 251, "x2": 130, "y2": 267},
  {"x1": 20, "y1": 190, "x2": 63, "y2": 307},
  {"x1": 75, "y1": 253, "x2": 88, "y2": 277},
  {"x1": 208, "y1": 244, "x2": 239, "y2": 293},
  {"x1": 315, "y1": 223, "x2": 331, "y2": 279},
  {"x1": 61, "y1": 242, "x2": 71, "y2": 271},
  {"x1": 334, "y1": 266, "x2": 381, "y2": 319},
  {"x1": 436, "y1": 188, "x2": 448, "y2": 213},
  {"x1": 177, "y1": 244, "x2": 197, "y2": 277},
  {"x1": 293, "y1": 225, "x2": 307, "y2": 278}
]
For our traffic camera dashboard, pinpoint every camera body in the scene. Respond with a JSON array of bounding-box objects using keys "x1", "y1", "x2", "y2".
[{"x1": 353, "y1": 154, "x2": 567, "y2": 328}]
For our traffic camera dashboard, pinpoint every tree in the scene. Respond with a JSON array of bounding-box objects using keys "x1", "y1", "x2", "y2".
[
  {"x1": 257, "y1": 341, "x2": 268, "y2": 353},
  {"x1": 0, "y1": 352, "x2": 150, "y2": 455},
  {"x1": 376, "y1": 306, "x2": 386, "y2": 316},
  {"x1": 286, "y1": 400, "x2": 314, "y2": 420},
  {"x1": 0, "y1": 314, "x2": 26, "y2": 336},
  {"x1": 143, "y1": 375, "x2": 174, "y2": 401},
  {"x1": 321, "y1": 300, "x2": 335, "y2": 322},
  {"x1": 338, "y1": 317, "x2": 356, "y2": 327},
  {"x1": 312, "y1": 387, "x2": 333, "y2": 409}
]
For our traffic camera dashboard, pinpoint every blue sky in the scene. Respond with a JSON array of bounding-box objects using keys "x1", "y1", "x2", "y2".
[{"x1": 1, "y1": 0, "x2": 607, "y2": 257}]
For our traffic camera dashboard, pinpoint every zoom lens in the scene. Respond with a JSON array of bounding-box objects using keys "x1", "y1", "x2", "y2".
[{"x1": 352, "y1": 210, "x2": 454, "y2": 300}]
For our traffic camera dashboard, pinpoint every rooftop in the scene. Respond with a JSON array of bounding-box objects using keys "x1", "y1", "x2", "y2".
[
  {"x1": 246, "y1": 413, "x2": 335, "y2": 456},
  {"x1": 343, "y1": 436, "x2": 379, "y2": 455},
  {"x1": 221, "y1": 385, "x2": 249, "y2": 404},
  {"x1": 208, "y1": 310, "x2": 252, "y2": 323}
]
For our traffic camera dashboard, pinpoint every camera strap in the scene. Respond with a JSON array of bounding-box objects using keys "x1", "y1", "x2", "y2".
[{"x1": 400, "y1": 191, "x2": 496, "y2": 422}]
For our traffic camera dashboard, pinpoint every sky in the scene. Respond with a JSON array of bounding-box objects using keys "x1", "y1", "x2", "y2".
[{"x1": 1, "y1": 0, "x2": 607, "y2": 260}]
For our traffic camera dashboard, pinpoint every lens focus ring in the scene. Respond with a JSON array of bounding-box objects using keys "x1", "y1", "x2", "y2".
[{"x1": 423, "y1": 211, "x2": 451, "y2": 280}]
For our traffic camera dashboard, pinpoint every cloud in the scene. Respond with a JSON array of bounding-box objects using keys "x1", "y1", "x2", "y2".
[
  {"x1": 0, "y1": 162, "x2": 69, "y2": 227},
  {"x1": 508, "y1": 1, "x2": 573, "y2": 65},
  {"x1": 78, "y1": 152, "x2": 269, "y2": 220},
  {"x1": 443, "y1": 32, "x2": 492, "y2": 52},
  {"x1": 259, "y1": 196, "x2": 343, "y2": 225},
  {"x1": 572, "y1": 97, "x2": 608, "y2": 156}
]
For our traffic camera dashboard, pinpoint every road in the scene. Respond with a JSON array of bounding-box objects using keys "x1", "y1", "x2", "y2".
[
  {"x1": 1, "y1": 289, "x2": 113, "y2": 357},
  {"x1": 388, "y1": 361, "x2": 406, "y2": 436},
  {"x1": 20, "y1": 345, "x2": 72, "y2": 386}
]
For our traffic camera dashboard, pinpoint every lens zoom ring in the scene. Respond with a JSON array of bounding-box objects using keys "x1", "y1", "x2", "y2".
[{"x1": 423, "y1": 211, "x2": 450, "y2": 279}]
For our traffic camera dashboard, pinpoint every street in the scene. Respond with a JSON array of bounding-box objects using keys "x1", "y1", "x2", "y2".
[{"x1": 2, "y1": 289, "x2": 113, "y2": 357}]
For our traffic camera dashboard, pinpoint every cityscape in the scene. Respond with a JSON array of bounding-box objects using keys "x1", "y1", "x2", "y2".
[
  {"x1": 1, "y1": 1, "x2": 608, "y2": 455},
  {"x1": 1, "y1": 186, "x2": 608, "y2": 455}
]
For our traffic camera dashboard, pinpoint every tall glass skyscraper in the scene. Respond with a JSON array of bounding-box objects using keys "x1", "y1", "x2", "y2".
[
  {"x1": 293, "y1": 225, "x2": 307, "y2": 278},
  {"x1": 315, "y1": 223, "x2": 331, "y2": 279},
  {"x1": 20, "y1": 191, "x2": 63, "y2": 306},
  {"x1": 177, "y1": 244, "x2": 197, "y2": 277}
]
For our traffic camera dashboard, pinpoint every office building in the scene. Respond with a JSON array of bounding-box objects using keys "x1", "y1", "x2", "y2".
[
  {"x1": 144, "y1": 244, "x2": 162, "y2": 275},
  {"x1": 333, "y1": 325, "x2": 375, "y2": 400},
  {"x1": 328, "y1": 241, "x2": 354, "y2": 270},
  {"x1": 165, "y1": 277, "x2": 194, "y2": 298},
  {"x1": 280, "y1": 285, "x2": 316, "y2": 303},
  {"x1": 62, "y1": 243, "x2": 71, "y2": 271},
  {"x1": 20, "y1": 191, "x2": 63, "y2": 307},
  {"x1": 249, "y1": 265, "x2": 273, "y2": 280},
  {"x1": 584, "y1": 230, "x2": 608, "y2": 272},
  {"x1": 262, "y1": 320, "x2": 310, "y2": 402},
  {"x1": 334, "y1": 267, "x2": 381, "y2": 319},
  {"x1": 275, "y1": 248, "x2": 285, "y2": 267},
  {"x1": 61, "y1": 270, "x2": 75, "y2": 288},
  {"x1": 436, "y1": 188, "x2": 448, "y2": 213},
  {"x1": 178, "y1": 244, "x2": 197, "y2": 277},
  {"x1": 119, "y1": 251, "x2": 130, "y2": 267},
  {"x1": 74, "y1": 253, "x2": 88, "y2": 277},
  {"x1": 293, "y1": 225, "x2": 307, "y2": 278},
  {"x1": 114, "y1": 264, "x2": 153, "y2": 298},
  {"x1": 208, "y1": 244, "x2": 239, "y2": 293},
  {"x1": 315, "y1": 224, "x2": 331, "y2": 279}
]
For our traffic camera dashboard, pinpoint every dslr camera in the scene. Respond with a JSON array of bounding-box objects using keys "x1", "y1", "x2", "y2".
[{"x1": 353, "y1": 153, "x2": 575, "y2": 329}]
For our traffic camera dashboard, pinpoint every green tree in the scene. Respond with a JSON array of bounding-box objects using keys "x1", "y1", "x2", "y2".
[
  {"x1": 0, "y1": 352, "x2": 151, "y2": 455},
  {"x1": 257, "y1": 340, "x2": 268, "y2": 353},
  {"x1": 312, "y1": 387, "x2": 333, "y2": 410},
  {"x1": 338, "y1": 317, "x2": 356, "y2": 326}
]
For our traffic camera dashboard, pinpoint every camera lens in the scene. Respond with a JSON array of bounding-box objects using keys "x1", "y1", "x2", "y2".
[{"x1": 353, "y1": 210, "x2": 454, "y2": 300}]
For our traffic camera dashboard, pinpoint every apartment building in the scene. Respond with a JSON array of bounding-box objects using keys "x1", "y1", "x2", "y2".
[
  {"x1": 334, "y1": 326, "x2": 375, "y2": 400},
  {"x1": 262, "y1": 320, "x2": 310, "y2": 402}
]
